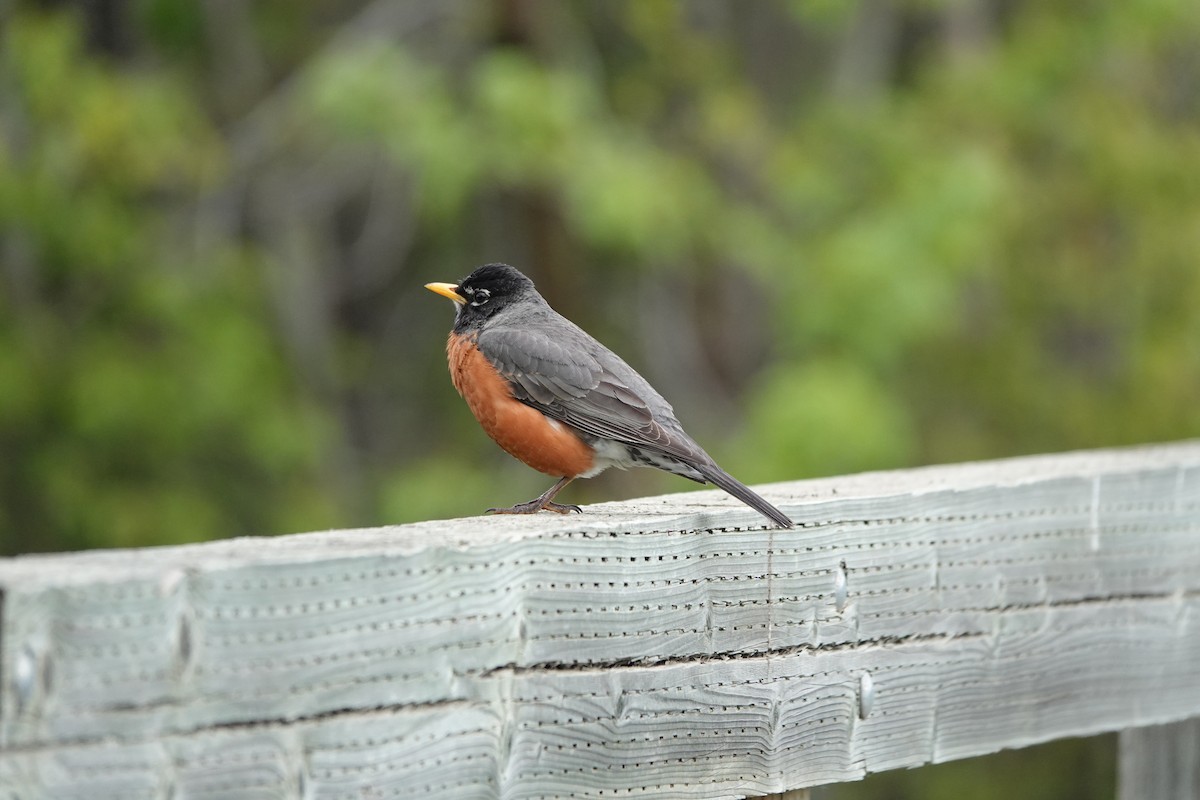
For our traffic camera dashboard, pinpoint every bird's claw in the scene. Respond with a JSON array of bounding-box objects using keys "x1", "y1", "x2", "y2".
[{"x1": 486, "y1": 500, "x2": 582, "y2": 515}]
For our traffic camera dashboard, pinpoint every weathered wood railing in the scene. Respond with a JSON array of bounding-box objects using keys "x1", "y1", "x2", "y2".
[{"x1": 1, "y1": 442, "x2": 1198, "y2": 798}]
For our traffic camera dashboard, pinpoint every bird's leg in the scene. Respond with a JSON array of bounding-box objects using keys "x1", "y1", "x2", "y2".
[{"x1": 487, "y1": 476, "x2": 580, "y2": 515}]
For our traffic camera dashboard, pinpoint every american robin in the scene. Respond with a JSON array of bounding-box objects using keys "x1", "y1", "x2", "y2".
[{"x1": 425, "y1": 263, "x2": 793, "y2": 528}]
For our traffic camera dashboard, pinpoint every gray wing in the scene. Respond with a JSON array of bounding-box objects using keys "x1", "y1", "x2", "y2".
[
  {"x1": 476, "y1": 311, "x2": 796, "y2": 528},
  {"x1": 474, "y1": 317, "x2": 709, "y2": 465}
]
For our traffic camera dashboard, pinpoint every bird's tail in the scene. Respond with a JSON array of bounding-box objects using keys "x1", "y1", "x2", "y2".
[{"x1": 694, "y1": 462, "x2": 793, "y2": 528}]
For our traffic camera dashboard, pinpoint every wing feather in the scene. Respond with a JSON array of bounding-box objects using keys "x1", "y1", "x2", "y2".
[{"x1": 474, "y1": 318, "x2": 706, "y2": 465}]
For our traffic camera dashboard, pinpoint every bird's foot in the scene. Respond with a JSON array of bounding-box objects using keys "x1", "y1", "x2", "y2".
[{"x1": 487, "y1": 499, "x2": 582, "y2": 515}]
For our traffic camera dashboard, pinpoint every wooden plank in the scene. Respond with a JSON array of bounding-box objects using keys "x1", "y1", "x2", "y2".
[
  {"x1": 0, "y1": 441, "x2": 1197, "y2": 798},
  {"x1": 1118, "y1": 718, "x2": 1200, "y2": 800},
  {"x1": 0, "y1": 597, "x2": 1197, "y2": 798}
]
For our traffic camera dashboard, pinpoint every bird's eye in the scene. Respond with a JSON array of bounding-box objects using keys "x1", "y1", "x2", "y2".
[{"x1": 470, "y1": 288, "x2": 491, "y2": 307}]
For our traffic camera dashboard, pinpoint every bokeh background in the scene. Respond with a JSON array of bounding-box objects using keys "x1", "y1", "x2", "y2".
[{"x1": 1, "y1": 1, "x2": 1197, "y2": 795}]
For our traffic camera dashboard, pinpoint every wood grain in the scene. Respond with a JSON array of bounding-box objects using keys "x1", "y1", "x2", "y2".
[{"x1": 0, "y1": 441, "x2": 1197, "y2": 798}]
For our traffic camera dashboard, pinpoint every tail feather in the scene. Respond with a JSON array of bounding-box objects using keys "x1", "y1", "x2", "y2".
[{"x1": 693, "y1": 463, "x2": 793, "y2": 528}]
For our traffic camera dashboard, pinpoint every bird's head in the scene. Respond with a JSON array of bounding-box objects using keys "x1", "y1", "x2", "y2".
[{"x1": 425, "y1": 263, "x2": 536, "y2": 329}]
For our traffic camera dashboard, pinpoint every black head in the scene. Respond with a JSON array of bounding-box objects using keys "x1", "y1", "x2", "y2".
[{"x1": 425, "y1": 263, "x2": 537, "y2": 331}]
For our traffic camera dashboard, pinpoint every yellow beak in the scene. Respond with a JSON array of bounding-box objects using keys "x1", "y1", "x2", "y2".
[{"x1": 425, "y1": 282, "x2": 466, "y2": 305}]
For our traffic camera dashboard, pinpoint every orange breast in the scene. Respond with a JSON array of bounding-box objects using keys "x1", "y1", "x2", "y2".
[{"x1": 447, "y1": 333, "x2": 594, "y2": 478}]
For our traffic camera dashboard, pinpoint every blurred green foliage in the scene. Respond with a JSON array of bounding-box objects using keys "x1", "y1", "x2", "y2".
[
  {"x1": 1, "y1": 0, "x2": 1197, "y2": 551},
  {"x1": 0, "y1": 11, "x2": 335, "y2": 550},
  {"x1": 1, "y1": 1, "x2": 1195, "y2": 797}
]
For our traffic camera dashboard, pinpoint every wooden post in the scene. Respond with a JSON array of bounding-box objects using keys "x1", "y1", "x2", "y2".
[{"x1": 1119, "y1": 718, "x2": 1200, "y2": 800}]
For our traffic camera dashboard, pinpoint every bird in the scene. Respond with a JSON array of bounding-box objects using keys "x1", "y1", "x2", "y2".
[{"x1": 425, "y1": 263, "x2": 793, "y2": 528}]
